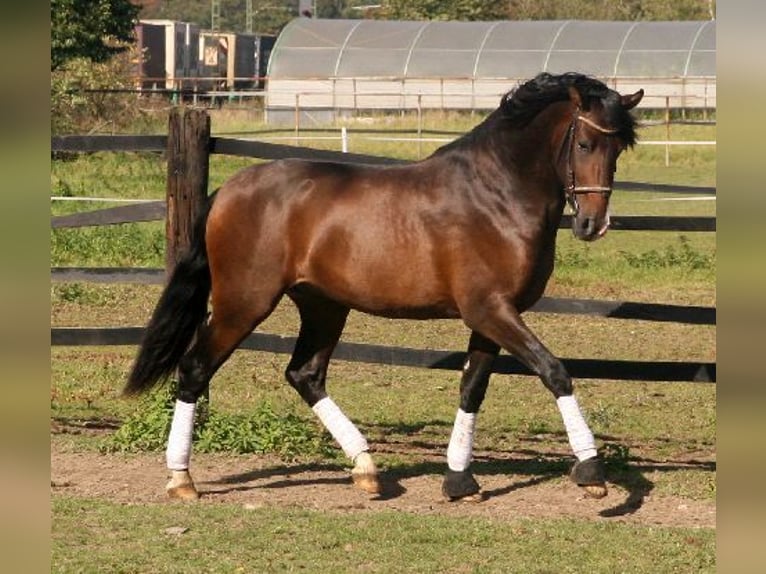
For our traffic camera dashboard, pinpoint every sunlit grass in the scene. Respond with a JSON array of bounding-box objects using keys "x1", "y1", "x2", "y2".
[{"x1": 52, "y1": 496, "x2": 715, "y2": 574}]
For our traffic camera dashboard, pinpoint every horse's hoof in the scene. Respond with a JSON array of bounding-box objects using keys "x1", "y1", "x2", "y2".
[
  {"x1": 442, "y1": 469, "x2": 482, "y2": 502},
  {"x1": 352, "y1": 472, "x2": 381, "y2": 495},
  {"x1": 166, "y1": 470, "x2": 199, "y2": 500},
  {"x1": 351, "y1": 452, "x2": 380, "y2": 495},
  {"x1": 167, "y1": 483, "x2": 200, "y2": 500},
  {"x1": 570, "y1": 457, "x2": 607, "y2": 499},
  {"x1": 581, "y1": 484, "x2": 608, "y2": 499}
]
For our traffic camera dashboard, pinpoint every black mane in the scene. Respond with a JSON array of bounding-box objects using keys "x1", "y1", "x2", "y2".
[{"x1": 434, "y1": 72, "x2": 638, "y2": 156}]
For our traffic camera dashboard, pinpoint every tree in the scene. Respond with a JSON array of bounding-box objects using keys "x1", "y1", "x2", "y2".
[
  {"x1": 380, "y1": 0, "x2": 715, "y2": 21},
  {"x1": 140, "y1": 0, "x2": 211, "y2": 28},
  {"x1": 51, "y1": 0, "x2": 141, "y2": 71},
  {"x1": 507, "y1": 0, "x2": 714, "y2": 20},
  {"x1": 380, "y1": 0, "x2": 507, "y2": 21},
  {"x1": 140, "y1": 1, "x2": 300, "y2": 35}
]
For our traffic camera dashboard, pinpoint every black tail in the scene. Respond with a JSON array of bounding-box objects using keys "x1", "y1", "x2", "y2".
[{"x1": 123, "y1": 194, "x2": 216, "y2": 396}]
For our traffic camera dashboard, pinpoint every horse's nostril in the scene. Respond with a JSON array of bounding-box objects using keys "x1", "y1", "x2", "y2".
[{"x1": 573, "y1": 216, "x2": 602, "y2": 240}]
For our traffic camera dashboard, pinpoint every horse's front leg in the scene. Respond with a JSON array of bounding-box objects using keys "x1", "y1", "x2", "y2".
[
  {"x1": 464, "y1": 298, "x2": 607, "y2": 499},
  {"x1": 443, "y1": 332, "x2": 500, "y2": 501}
]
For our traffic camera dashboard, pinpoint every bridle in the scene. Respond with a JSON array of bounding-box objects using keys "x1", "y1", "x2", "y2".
[{"x1": 561, "y1": 111, "x2": 620, "y2": 213}]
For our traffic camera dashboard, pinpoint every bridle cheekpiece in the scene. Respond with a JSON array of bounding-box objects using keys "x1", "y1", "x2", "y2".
[{"x1": 563, "y1": 110, "x2": 620, "y2": 213}]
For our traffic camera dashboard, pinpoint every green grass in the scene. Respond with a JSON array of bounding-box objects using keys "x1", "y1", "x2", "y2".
[
  {"x1": 52, "y1": 496, "x2": 714, "y2": 574},
  {"x1": 552, "y1": 232, "x2": 715, "y2": 291}
]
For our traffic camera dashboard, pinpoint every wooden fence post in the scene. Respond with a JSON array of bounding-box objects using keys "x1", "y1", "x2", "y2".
[
  {"x1": 165, "y1": 107, "x2": 211, "y2": 412},
  {"x1": 165, "y1": 107, "x2": 210, "y2": 276}
]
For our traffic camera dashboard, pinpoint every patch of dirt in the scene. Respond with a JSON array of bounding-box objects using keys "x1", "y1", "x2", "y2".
[{"x1": 51, "y1": 432, "x2": 715, "y2": 529}]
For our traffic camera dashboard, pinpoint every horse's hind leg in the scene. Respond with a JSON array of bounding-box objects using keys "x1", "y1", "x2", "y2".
[
  {"x1": 443, "y1": 332, "x2": 499, "y2": 502},
  {"x1": 166, "y1": 296, "x2": 281, "y2": 500},
  {"x1": 285, "y1": 289, "x2": 380, "y2": 495}
]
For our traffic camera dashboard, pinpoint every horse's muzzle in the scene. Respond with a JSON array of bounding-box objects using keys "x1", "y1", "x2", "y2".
[{"x1": 572, "y1": 213, "x2": 610, "y2": 242}]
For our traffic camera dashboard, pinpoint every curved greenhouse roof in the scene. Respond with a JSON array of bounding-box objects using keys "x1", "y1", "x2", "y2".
[
  {"x1": 266, "y1": 19, "x2": 715, "y2": 118},
  {"x1": 269, "y1": 19, "x2": 715, "y2": 79}
]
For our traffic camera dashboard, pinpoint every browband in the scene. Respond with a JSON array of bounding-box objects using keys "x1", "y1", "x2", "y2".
[{"x1": 577, "y1": 114, "x2": 619, "y2": 135}]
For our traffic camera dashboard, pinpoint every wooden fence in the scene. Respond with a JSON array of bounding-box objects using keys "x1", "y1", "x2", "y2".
[{"x1": 51, "y1": 108, "x2": 716, "y2": 383}]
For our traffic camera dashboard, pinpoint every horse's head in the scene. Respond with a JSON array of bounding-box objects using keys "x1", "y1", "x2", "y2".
[{"x1": 559, "y1": 85, "x2": 643, "y2": 241}]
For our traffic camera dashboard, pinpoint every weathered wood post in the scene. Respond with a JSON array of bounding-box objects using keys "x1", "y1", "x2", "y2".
[
  {"x1": 165, "y1": 107, "x2": 211, "y2": 412},
  {"x1": 165, "y1": 107, "x2": 210, "y2": 276}
]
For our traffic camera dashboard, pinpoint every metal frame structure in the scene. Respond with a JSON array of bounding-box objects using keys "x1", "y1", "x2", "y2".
[{"x1": 265, "y1": 19, "x2": 716, "y2": 122}]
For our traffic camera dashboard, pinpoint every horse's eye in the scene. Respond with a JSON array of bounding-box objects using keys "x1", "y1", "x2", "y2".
[{"x1": 577, "y1": 141, "x2": 590, "y2": 152}]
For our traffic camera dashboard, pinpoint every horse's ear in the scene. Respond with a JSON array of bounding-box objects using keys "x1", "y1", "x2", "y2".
[
  {"x1": 621, "y1": 89, "x2": 644, "y2": 110},
  {"x1": 568, "y1": 86, "x2": 584, "y2": 110}
]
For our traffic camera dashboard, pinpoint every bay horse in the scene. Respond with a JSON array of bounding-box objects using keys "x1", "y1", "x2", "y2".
[{"x1": 125, "y1": 72, "x2": 643, "y2": 502}]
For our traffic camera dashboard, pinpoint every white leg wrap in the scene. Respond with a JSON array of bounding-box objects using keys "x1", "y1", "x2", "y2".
[
  {"x1": 447, "y1": 409, "x2": 477, "y2": 472},
  {"x1": 312, "y1": 397, "x2": 368, "y2": 461},
  {"x1": 166, "y1": 400, "x2": 196, "y2": 471},
  {"x1": 556, "y1": 395, "x2": 597, "y2": 461}
]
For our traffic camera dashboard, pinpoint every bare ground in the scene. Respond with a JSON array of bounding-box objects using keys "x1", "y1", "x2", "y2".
[{"x1": 51, "y1": 424, "x2": 715, "y2": 529}]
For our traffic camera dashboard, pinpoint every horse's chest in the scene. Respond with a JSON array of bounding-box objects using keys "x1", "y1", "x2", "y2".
[{"x1": 497, "y1": 227, "x2": 557, "y2": 310}]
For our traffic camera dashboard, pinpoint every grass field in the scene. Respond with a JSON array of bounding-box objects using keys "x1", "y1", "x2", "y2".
[
  {"x1": 52, "y1": 497, "x2": 714, "y2": 573},
  {"x1": 51, "y1": 107, "x2": 715, "y2": 572}
]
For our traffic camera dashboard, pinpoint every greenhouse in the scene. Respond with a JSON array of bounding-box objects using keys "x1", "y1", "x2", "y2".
[{"x1": 265, "y1": 18, "x2": 715, "y2": 122}]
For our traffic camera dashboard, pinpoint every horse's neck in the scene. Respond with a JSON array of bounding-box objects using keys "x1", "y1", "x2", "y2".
[
  {"x1": 428, "y1": 103, "x2": 570, "y2": 206},
  {"x1": 479, "y1": 113, "x2": 564, "y2": 192}
]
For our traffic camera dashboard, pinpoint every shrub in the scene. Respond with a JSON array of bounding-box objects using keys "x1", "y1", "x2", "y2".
[
  {"x1": 51, "y1": 46, "x2": 163, "y2": 136},
  {"x1": 619, "y1": 235, "x2": 715, "y2": 271},
  {"x1": 103, "y1": 381, "x2": 335, "y2": 460}
]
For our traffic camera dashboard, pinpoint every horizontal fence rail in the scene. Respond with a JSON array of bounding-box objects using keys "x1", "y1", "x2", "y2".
[
  {"x1": 51, "y1": 134, "x2": 167, "y2": 153},
  {"x1": 47, "y1": 266, "x2": 714, "y2": 325},
  {"x1": 50, "y1": 327, "x2": 715, "y2": 383},
  {"x1": 51, "y1": 116, "x2": 716, "y2": 385},
  {"x1": 51, "y1": 267, "x2": 165, "y2": 284},
  {"x1": 51, "y1": 201, "x2": 166, "y2": 228},
  {"x1": 209, "y1": 137, "x2": 404, "y2": 165},
  {"x1": 52, "y1": 134, "x2": 719, "y2": 172}
]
